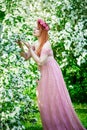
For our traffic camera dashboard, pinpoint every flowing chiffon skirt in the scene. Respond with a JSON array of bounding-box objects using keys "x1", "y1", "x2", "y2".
[{"x1": 36, "y1": 57, "x2": 86, "y2": 130}]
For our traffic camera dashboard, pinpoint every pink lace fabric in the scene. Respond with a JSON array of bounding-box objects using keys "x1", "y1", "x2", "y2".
[
  {"x1": 40, "y1": 45, "x2": 53, "y2": 57},
  {"x1": 36, "y1": 44, "x2": 86, "y2": 130}
]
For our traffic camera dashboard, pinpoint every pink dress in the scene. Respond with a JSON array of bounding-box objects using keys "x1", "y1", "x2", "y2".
[{"x1": 36, "y1": 42, "x2": 86, "y2": 130}]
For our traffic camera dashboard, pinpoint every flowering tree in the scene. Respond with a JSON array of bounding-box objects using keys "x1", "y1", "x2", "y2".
[{"x1": 0, "y1": 0, "x2": 87, "y2": 129}]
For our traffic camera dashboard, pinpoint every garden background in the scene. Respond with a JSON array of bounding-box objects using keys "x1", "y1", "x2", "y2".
[{"x1": 0, "y1": 0, "x2": 87, "y2": 129}]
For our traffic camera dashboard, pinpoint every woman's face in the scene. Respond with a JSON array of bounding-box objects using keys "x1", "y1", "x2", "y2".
[{"x1": 33, "y1": 26, "x2": 42, "y2": 37}]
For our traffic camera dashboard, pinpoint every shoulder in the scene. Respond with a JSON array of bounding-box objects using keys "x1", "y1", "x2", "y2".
[{"x1": 43, "y1": 41, "x2": 51, "y2": 49}]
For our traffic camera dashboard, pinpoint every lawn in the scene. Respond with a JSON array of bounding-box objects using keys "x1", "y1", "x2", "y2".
[{"x1": 22, "y1": 103, "x2": 87, "y2": 130}]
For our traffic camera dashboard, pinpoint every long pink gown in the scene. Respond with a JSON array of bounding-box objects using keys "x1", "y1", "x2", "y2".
[{"x1": 36, "y1": 41, "x2": 86, "y2": 130}]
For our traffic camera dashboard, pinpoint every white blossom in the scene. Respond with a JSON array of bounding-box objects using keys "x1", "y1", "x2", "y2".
[{"x1": 9, "y1": 54, "x2": 16, "y2": 62}]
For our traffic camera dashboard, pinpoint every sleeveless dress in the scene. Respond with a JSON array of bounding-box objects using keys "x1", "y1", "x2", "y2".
[{"x1": 36, "y1": 41, "x2": 86, "y2": 130}]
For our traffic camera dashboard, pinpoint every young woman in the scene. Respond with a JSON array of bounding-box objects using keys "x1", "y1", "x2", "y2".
[{"x1": 16, "y1": 19, "x2": 86, "y2": 130}]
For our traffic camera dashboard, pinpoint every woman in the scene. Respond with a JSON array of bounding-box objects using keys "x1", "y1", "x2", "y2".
[{"x1": 16, "y1": 19, "x2": 86, "y2": 130}]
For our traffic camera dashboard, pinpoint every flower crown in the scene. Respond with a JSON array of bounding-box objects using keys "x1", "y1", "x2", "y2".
[{"x1": 37, "y1": 19, "x2": 50, "y2": 31}]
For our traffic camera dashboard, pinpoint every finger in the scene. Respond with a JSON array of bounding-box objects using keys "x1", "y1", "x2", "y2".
[{"x1": 23, "y1": 42, "x2": 30, "y2": 48}]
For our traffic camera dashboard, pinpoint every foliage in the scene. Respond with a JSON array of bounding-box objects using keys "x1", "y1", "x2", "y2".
[
  {"x1": 0, "y1": 0, "x2": 87, "y2": 129},
  {"x1": 51, "y1": 0, "x2": 87, "y2": 103}
]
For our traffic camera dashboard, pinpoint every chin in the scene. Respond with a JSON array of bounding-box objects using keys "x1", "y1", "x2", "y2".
[{"x1": 34, "y1": 34, "x2": 39, "y2": 37}]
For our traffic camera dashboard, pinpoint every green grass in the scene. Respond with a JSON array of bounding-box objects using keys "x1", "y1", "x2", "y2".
[
  {"x1": 22, "y1": 111, "x2": 43, "y2": 130},
  {"x1": 23, "y1": 103, "x2": 87, "y2": 130},
  {"x1": 73, "y1": 103, "x2": 87, "y2": 129}
]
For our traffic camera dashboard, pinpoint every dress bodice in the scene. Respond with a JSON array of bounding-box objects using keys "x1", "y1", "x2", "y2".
[{"x1": 33, "y1": 41, "x2": 54, "y2": 70}]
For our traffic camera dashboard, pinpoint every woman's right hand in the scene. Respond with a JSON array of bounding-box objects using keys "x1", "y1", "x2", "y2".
[
  {"x1": 15, "y1": 40, "x2": 32, "y2": 60},
  {"x1": 16, "y1": 40, "x2": 25, "y2": 52}
]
